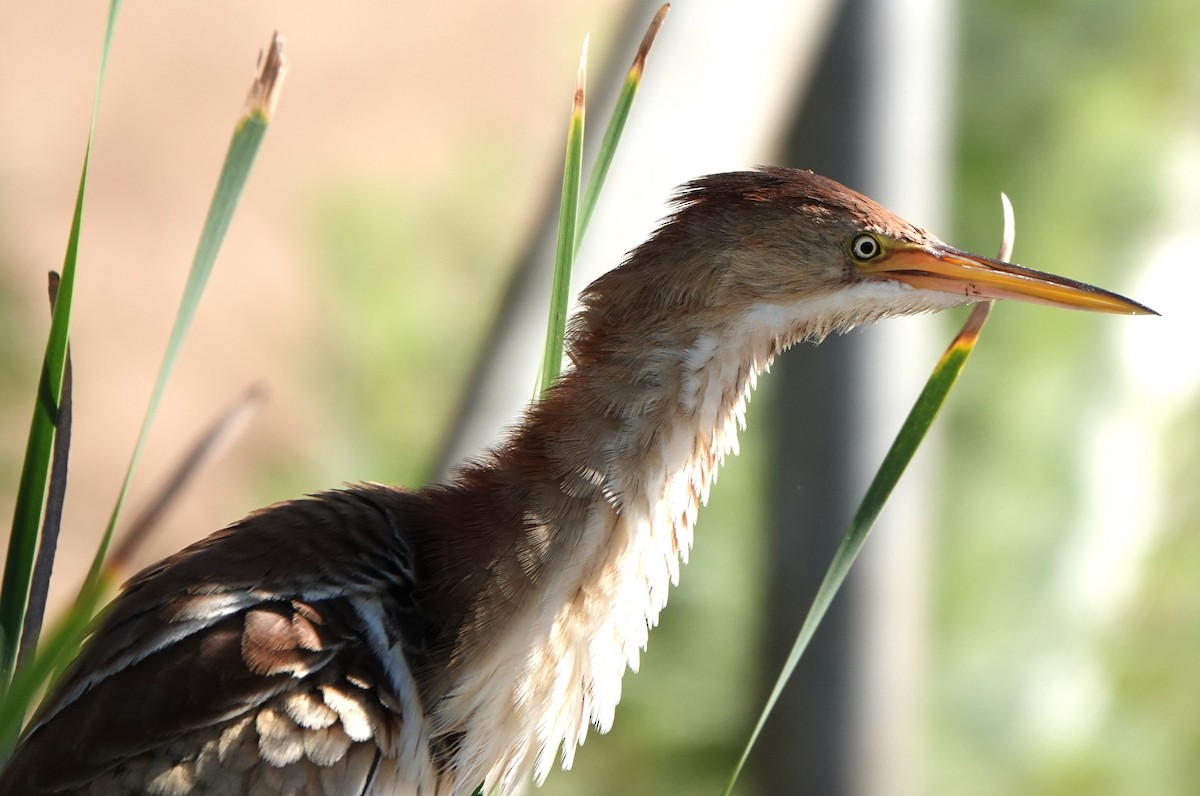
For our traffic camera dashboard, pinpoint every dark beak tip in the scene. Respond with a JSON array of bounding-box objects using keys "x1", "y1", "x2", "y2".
[{"x1": 1118, "y1": 296, "x2": 1159, "y2": 317}]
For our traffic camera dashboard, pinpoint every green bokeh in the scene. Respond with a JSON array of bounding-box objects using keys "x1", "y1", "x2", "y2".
[{"x1": 935, "y1": 0, "x2": 1199, "y2": 793}]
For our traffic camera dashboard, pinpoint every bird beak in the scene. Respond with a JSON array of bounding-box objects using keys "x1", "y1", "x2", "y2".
[{"x1": 858, "y1": 242, "x2": 1156, "y2": 315}]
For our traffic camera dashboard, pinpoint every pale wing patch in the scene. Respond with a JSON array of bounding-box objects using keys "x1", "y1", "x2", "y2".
[
  {"x1": 256, "y1": 707, "x2": 306, "y2": 766},
  {"x1": 320, "y1": 685, "x2": 375, "y2": 744},
  {"x1": 303, "y1": 724, "x2": 353, "y2": 767},
  {"x1": 216, "y1": 716, "x2": 259, "y2": 771},
  {"x1": 282, "y1": 690, "x2": 339, "y2": 730}
]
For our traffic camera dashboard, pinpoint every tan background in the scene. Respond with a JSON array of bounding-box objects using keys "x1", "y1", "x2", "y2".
[{"x1": 0, "y1": 1, "x2": 624, "y2": 612}]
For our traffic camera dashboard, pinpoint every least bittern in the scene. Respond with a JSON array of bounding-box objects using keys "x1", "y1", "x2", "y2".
[{"x1": 0, "y1": 169, "x2": 1152, "y2": 795}]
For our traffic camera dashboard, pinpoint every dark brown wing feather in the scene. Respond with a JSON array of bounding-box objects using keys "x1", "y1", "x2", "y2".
[{"x1": 0, "y1": 485, "x2": 424, "y2": 796}]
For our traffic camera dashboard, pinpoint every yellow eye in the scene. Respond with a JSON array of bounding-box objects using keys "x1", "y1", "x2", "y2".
[{"x1": 850, "y1": 233, "x2": 882, "y2": 261}]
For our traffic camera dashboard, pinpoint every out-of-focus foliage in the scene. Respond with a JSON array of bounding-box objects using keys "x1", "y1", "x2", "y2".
[
  {"x1": 302, "y1": 149, "x2": 517, "y2": 491},
  {"x1": 938, "y1": 1, "x2": 1200, "y2": 794}
]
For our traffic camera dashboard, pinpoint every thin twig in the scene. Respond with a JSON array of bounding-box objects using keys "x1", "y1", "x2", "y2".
[
  {"x1": 105, "y1": 386, "x2": 265, "y2": 575},
  {"x1": 18, "y1": 273, "x2": 74, "y2": 672}
]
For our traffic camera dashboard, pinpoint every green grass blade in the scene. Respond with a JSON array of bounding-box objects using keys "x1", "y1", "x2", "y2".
[
  {"x1": 0, "y1": 35, "x2": 287, "y2": 752},
  {"x1": 0, "y1": 0, "x2": 123, "y2": 689},
  {"x1": 574, "y1": 4, "x2": 668, "y2": 251},
  {"x1": 0, "y1": 31, "x2": 285, "y2": 750},
  {"x1": 539, "y1": 7, "x2": 669, "y2": 395},
  {"x1": 722, "y1": 304, "x2": 991, "y2": 795},
  {"x1": 78, "y1": 34, "x2": 287, "y2": 601},
  {"x1": 538, "y1": 39, "x2": 587, "y2": 394},
  {"x1": 721, "y1": 197, "x2": 1015, "y2": 794}
]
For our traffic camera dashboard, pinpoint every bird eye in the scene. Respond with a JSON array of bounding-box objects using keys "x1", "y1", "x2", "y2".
[{"x1": 850, "y1": 233, "x2": 882, "y2": 261}]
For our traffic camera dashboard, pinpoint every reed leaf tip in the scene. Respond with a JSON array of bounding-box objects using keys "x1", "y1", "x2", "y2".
[
  {"x1": 998, "y1": 191, "x2": 1015, "y2": 263},
  {"x1": 573, "y1": 35, "x2": 588, "y2": 110},
  {"x1": 632, "y1": 5, "x2": 670, "y2": 76},
  {"x1": 245, "y1": 32, "x2": 287, "y2": 120}
]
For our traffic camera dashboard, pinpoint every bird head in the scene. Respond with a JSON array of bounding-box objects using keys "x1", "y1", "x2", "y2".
[
  {"x1": 573, "y1": 168, "x2": 1152, "y2": 363},
  {"x1": 698, "y1": 167, "x2": 1152, "y2": 309}
]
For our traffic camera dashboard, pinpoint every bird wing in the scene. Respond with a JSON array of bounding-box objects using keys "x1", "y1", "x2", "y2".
[{"x1": 0, "y1": 486, "x2": 433, "y2": 796}]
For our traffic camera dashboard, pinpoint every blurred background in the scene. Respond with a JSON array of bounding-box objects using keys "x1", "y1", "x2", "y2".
[{"x1": 1, "y1": 1, "x2": 1197, "y2": 794}]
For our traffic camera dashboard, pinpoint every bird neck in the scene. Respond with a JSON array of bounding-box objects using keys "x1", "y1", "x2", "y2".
[
  {"x1": 419, "y1": 276, "x2": 953, "y2": 789},
  {"x1": 421, "y1": 294, "x2": 786, "y2": 789}
]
